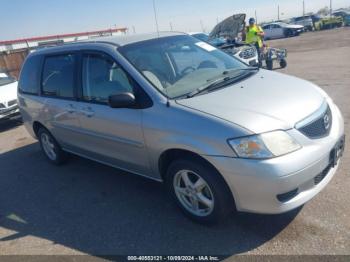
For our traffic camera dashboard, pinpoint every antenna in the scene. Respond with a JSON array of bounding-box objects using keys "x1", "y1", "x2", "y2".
[{"x1": 152, "y1": 0, "x2": 160, "y2": 37}]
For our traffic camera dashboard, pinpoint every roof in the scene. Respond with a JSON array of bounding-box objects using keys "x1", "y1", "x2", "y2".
[
  {"x1": 87, "y1": 31, "x2": 186, "y2": 46},
  {"x1": 28, "y1": 31, "x2": 187, "y2": 55},
  {"x1": 0, "y1": 28, "x2": 127, "y2": 46},
  {"x1": 187, "y1": 32, "x2": 206, "y2": 35}
]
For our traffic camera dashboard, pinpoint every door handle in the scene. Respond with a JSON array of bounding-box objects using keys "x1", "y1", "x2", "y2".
[{"x1": 80, "y1": 107, "x2": 95, "y2": 118}]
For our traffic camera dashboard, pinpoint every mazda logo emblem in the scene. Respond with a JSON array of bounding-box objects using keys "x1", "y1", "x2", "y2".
[{"x1": 324, "y1": 114, "x2": 330, "y2": 130}]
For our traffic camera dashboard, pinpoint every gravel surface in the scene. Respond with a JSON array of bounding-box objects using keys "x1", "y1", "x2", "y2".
[{"x1": 0, "y1": 28, "x2": 349, "y2": 258}]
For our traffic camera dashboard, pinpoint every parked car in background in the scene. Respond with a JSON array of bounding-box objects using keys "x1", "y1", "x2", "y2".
[
  {"x1": 0, "y1": 72, "x2": 19, "y2": 120},
  {"x1": 311, "y1": 15, "x2": 344, "y2": 30},
  {"x1": 290, "y1": 16, "x2": 314, "y2": 31},
  {"x1": 262, "y1": 22, "x2": 304, "y2": 40},
  {"x1": 333, "y1": 11, "x2": 350, "y2": 26},
  {"x1": 189, "y1": 32, "x2": 258, "y2": 66},
  {"x1": 18, "y1": 32, "x2": 345, "y2": 224}
]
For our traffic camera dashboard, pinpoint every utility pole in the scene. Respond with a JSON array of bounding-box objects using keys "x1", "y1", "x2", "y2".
[
  {"x1": 303, "y1": 0, "x2": 305, "y2": 16},
  {"x1": 330, "y1": 0, "x2": 333, "y2": 16},
  {"x1": 255, "y1": 10, "x2": 258, "y2": 24},
  {"x1": 169, "y1": 22, "x2": 173, "y2": 31},
  {"x1": 152, "y1": 0, "x2": 160, "y2": 36},
  {"x1": 132, "y1": 26, "x2": 136, "y2": 34},
  {"x1": 278, "y1": 5, "x2": 280, "y2": 21},
  {"x1": 200, "y1": 20, "x2": 205, "y2": 32}
]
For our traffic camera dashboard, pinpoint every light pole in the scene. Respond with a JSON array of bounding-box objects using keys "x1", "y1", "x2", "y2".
[
  {"x1": 152, "y1": 0, "x2": 160, "y2": 36},
  {"x1": 200, "y1": 20, "x2": 205, "y2": 32},
  {"x1": 255, "y1": 10, "x2": 258, "y2": 24}
]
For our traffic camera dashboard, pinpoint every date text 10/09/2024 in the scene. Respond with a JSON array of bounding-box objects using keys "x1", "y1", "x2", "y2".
[{"x1": 127, "y1": 256, "x2": 220, "y2": 261}]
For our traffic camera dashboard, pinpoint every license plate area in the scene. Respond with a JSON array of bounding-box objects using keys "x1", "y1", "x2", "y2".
[{"x1": 330, "y1": 135, "x2": 345, "y2": 167}]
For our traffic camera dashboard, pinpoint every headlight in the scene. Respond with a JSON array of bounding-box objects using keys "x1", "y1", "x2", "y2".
[{"x1": 228, "y1": 131, "x2": 301, "y2": 159}]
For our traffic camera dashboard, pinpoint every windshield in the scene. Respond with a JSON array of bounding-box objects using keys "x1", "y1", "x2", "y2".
[
  {"x1": 119, "y1": 35, "x2": 246, "y2": 99},
  {"x1": 0, "y1": 73, "x2": 16, "y2": 86}
]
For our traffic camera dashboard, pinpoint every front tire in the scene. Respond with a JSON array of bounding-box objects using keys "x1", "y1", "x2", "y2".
[
  {"x1": 165, "y1": 159, "x2": 234, "y2": 224},
  {"x1": 280, "y1": 59, "x2": 287, "y2": 68},
  {"x1": 38, "y1": 128, "x2": 66, "y2": 165},
  {"x1": 284, "y1": 29, "x2": 293, "y2": 37}
]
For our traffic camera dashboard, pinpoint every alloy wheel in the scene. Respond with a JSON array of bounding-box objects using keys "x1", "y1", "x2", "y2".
[
  {"x1": 173, "y1": 169, "x2": 215, "y2": 217},
  {"x1": 41, "y1": 133, "x2": 57, "y2": 161}
]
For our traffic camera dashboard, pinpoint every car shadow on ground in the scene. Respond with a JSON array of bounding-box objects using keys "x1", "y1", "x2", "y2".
[
  {"x1": 0, "y1": 116, "x2": 22, "y2": 133},
  {"x1": 0, "y1": 143, "x2": 301, "y2": 256}
]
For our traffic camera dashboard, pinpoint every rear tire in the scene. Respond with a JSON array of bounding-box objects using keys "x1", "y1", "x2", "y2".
[
  {"x1": 38, "y1": 128, "x2": 67, "y2": 165},
  {"x1": 165, "y1": 159, "x2": 234, "y2": 224},
  {"x1": 266, "y1": 59, "x2": 273, "y2": 70}
]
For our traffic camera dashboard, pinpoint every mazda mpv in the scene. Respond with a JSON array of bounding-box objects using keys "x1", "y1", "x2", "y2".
[{"x1": 18, "y1": 32, "x2": 345, "y2": 223}]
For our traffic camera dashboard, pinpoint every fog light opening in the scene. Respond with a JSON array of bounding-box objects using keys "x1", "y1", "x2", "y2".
[{"x1": 277, "y1": 188, "x2": 299, "y2": 202}]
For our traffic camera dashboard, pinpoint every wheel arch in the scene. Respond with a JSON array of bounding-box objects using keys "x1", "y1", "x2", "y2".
[
  {"x1": 32, "y1": 121, "x2": 47, "y2": 138},
  {"x1": 158, "y1": 148, "x2": 235, "y2": 206}
]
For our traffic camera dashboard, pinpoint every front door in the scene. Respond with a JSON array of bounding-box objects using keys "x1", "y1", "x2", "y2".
[{"x1": 75, "y1": 52, "x2": 150, "y2": 175}]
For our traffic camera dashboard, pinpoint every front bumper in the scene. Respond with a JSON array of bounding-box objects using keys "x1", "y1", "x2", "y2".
[
  {"x1": 205, "y1": 102, "x2": 345, "y2": 214},
  {"x1": 0, "y1": 106, "x2": 20, "y2": 120}
]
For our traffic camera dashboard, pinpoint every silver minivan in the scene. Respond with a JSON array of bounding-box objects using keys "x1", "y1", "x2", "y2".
[{"x1": 18, "y1": 32, "x2": 345, "y2": 223}]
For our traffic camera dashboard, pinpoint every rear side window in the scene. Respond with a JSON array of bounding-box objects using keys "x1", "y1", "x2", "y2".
[
  {"x1": 18, "y1": 55, "x2": 42, "y2": 94},
  {"x1": 42, "y1": 54, "x2": 75, "y2": 98}
]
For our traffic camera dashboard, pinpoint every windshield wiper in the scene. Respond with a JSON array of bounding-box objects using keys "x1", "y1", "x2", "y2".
[
  {"x1": 187, "y1": 67, "x2": 258, "y2": 98},
  {"x1": 206, "y1": 67, "x2": 259, "y2": 83}
]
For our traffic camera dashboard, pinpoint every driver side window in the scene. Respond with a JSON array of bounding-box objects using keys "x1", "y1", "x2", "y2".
[{"x1": 82, "y1": 53, "x2": 134, "y2": 103}]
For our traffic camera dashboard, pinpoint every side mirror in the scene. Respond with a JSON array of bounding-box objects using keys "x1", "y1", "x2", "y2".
[{"x1": 108, "y1": 92, "x2": 136, "y2": 108}]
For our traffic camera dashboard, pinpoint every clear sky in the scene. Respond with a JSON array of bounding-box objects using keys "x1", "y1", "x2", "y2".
[{"x1": 1, "y1": 0, "x2": 349, "y2": 41}]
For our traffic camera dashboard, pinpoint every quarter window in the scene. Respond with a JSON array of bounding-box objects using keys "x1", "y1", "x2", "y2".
[
  {"x1": 42, "y1": 54, "x2": 75, "y2": 98},
  {"x1": 82, "y1": 54, "x2": 134, "y2": 103},
  {"x1": 18, "y1": 55, "x2": 42, "y2": 94}
]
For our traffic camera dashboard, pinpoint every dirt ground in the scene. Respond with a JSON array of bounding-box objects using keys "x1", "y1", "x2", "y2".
[{"x1": 0, "y1": 28, "x2": 349, "y2": 258}]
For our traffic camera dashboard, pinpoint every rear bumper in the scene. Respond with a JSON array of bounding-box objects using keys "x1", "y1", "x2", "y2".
[{"x1": 205, "y1": 102, "x2": 345, "y2": 214}]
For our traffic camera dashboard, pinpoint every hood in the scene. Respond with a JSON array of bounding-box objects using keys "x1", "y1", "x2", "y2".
[
  {"x1": 176, "y1": 70, "x2": 325, "y2": 134},
  {"x1": 0, "y1": 81, "x2": 18, "y2": 104},
  {"x1": 285, "y1": 24, "x2": 304, "y2": 29},
  {"x1": 209, "y1": 14, "x2": 246, "y2": 40}
]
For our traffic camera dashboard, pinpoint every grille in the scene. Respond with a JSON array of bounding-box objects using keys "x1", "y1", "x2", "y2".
[
  {"x1": 314, "y1": 163, "x2": 332, "y2": 185},
  {"x1": 298, "y1": 106, "x2": 332, "y2": 139},
  {"x1": 239, "y1": 47, "x2": 256, "y2": 59},
  {"x1": 8, "y1": 99, "x2": 17, "y2": 107}
]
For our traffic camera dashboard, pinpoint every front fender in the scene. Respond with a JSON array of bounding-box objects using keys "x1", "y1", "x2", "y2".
[{"x1": 141, "y1": 102, "x2": 250, "y2": 179}]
